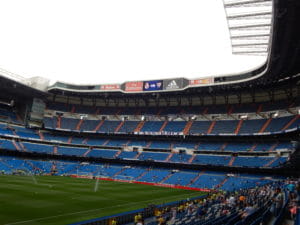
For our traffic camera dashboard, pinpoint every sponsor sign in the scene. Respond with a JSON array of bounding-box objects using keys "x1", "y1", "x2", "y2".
[
  {"x1": 163, "y1": 78, "x2": 183, "y2": 90},
  {"x1": 125, "y1": 81, "x2": 143, "y2": 92},
  {"x1": 100, "y1": 84, "x2": 120, "y2": 91},
  {"x1": 143, "y1": 80, "x2": 163, "y2": 91},
  {"x1": 189, "y1": 77, "x2": 214, "y2": 86}
]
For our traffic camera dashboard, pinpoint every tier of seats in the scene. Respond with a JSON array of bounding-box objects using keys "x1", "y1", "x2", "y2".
[
  {"x1": 0, "y1": 138, "x2": 288, "y2": 168},
  {"x1": 43, "y1": 115, "x2": 300, "y2": 135},
  {"x1": 46, "y1": 100, "x2": 299, "y2": 115},
  {"x1": 0, "y1": 155, "x2": 273, "y2": 192}
]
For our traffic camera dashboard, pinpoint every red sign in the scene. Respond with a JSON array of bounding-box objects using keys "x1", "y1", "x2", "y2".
[
  {"x1": 189, "y1": 78, "x2": 213, "y2": 86},
  {"x1": 125, "y1": 81, "x2": 143, "y2": 92},
  {"x1": 100, "y1": 84, "x2": 120, "y2": 91}
]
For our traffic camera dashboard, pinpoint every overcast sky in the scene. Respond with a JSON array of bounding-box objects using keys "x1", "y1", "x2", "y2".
[{"x1": 0, "y1": 0, "x2": 266, "y2": 85}]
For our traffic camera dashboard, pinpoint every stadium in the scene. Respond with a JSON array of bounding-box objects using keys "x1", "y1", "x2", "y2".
[{"x1": 0, "y1": 0, "x2": 300, "y2": 225}]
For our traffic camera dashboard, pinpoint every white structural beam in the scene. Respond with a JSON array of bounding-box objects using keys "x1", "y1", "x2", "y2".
[{"x1": 225, "y1": 0, "x2": 271, "y2": 8}]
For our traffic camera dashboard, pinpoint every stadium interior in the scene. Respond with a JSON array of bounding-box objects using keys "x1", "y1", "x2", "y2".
[{"x1": 0, "y1": 0, "x2": 300, "y2": 225}]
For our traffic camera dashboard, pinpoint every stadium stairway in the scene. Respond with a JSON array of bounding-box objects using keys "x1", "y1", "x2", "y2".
[
  {"x1": 115, "y1": 121, "x2": 125, "y2": 133},
  {"x1": 83, "y1": 148, "x2": 92, "y2": 157},
  {"x1": 215, "y1": 177, "x2": 228, "y2": 189},
  {"x1": 282, "y1": 115, "x2": 300, "y2": 130},
  {"x1": 188, "y1": 155, "x2": 196, "y2": 163},
  {"x1": 160, "y1": 172, "x2": 174, "y2": 184},
  {"x1": 146, "y1": 141, "x2": 152, "y2": 148},
  {"x1": 207, "y1": 121, "x2": 216, "y2": 134},
  {"x1": 82, "y1": 138, "x2": 89, "y2": 144},
  {"x1": 19, "y1": 142, "x2": 26, "y2": 151},
  {"x1": 263, "y1": 157, "x2": 280, "y2": 167},
  {"x1": 12, "y1": 140, "x2": 21, "y2": 151},
  {"x1": 268, "y1": 142, "x2": 278, "y2": 152},
  {"x1": 249, "y1": 143, "x2": 257, "y2": 152},
  {"x1": 228, "y1": 156, "x2": 236, "y2": 166},
  {"x1": 159, "y1": 120, "x2": 168, "y2": 132},
  {"x1": 68, "y1": 136, "x2": 73, "y2": 144},
  {"x1": 103, "y1": 139, "x2": 110, "y2": 146},
  {"x1": 183, "y1": 121, "x2": 194, "y2": 135},
  {"x1": 75, "y1": 119, "x2": 84, "y2": 131},
  {"x1": 259, "y1": 118, "x2": 272, "y2": 133},
  {"x1": 112, "y1": 167, "x2": 126, "y2": 178},
  {"x1": 135, "y1": 170, "x2": 149, "y2": 181},
  {"x1": 56, "y1": 115, "x2": 62, "y2": 129},
  {"x1": 189, "y1": 171, "x2": 205, "y2": 186},
  {"x1": 37, "y1": 131, "x2": 44, "y2": 140},
  {"x1": 53, "y1": 146, "x2": 58, "y2": 154},
  {"x1": 234, "y1": 120, "x2": 244, "y2": 134},
  {"x1": 134, "y1": 152, "x2": 141, "y2": 159},
  {"x1": 165, "y1": 153, "x2": 173, "y2": 162},
  {"x1": 114, "y1": 150, "x2": 122, "y2": 158},
  {"x1": 134, "y1": 121, "x2": 145, "y2": 132},
  {"x1": 93, "y1": 120, "x2": 105, "y2": 132},
  {"x1": 25, "y1": 161, "x2": 42, "y2": 172}
]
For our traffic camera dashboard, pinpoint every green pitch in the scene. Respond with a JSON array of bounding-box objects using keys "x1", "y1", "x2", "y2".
[{"x1": 0, "y1": 175, "x2": 205, "y2": 225}]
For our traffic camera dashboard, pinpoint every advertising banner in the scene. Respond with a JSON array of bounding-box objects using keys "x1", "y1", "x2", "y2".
[
  {"x1": 143, "y1": 80, "x2": 163, "y2": 91},
  {"x1": 163, "y1": 78, "x2": 184, "y2": 90},
  {"x1": 100, "y1": 84, "x2": 120, "y2": 91},
  {"x1": 125, "y1": 81, "x2": 143, "y2": 92},
  {"x1": 189, "y1": 77, "x2": 214, "y2": 86}
]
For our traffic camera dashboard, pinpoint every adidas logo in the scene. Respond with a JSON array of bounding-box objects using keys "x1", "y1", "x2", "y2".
[{"x1": 167, "y1": 80, "x2": 179, "y2": 89}]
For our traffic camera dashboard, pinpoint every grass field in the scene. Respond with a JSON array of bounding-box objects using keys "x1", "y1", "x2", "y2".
[{"x1": 0, "y1": 175, "x2": 205, "y2": 225}]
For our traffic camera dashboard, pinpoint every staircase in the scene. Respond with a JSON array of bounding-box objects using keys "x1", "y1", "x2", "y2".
[
  {"x1": 234, "y1": 120, "x2": 244, "y2": 134},
  {"x1": 183, "y1": 121, "x2": 194, "y2": 135},
  {"x1": 114, "y1": 121, "x2": 124, "y2": 133},
  {"x1": 156, "y1": 109, "x2": 163, "y2": 117},
  {"x1": 281, "y1": 115, "x2": 300, "y2": 130},
  {"x1": 67, "y1": 136, "x2": 73, "y2": 144},
  {"x1": 134, "y1": 152, "x2": 142, "y2": 159},
  {"x1": 160, "y1": 173, "x2": 173, "y2": 184},
  {"x1": 159, "y1": 121, "x2": 168, "y2": 132},
  {"x1": 188, "y1": 155, "x2": 196, "y2": 163},
  {"x1": 12, "y1": 140, "x2": 21, "y2": 151},
  {"x1": 19, "y1": 142, "x2": 26, "y2": 151},
  {"x1": 95, "y1": 108, "x2": 100, "y2": 115},
  {"x1": 93, "y1": 120, "x2": 105, "y2": 132},
  {"x1": 220, "y1": 143, "x2": 227, "y2": 151},
  {"x1": 146, "y1": 141, "x2": 152, "y2": 148},
  {"x1": 228, "y1": 156, "x2": 236, "y2": 166},
  {"x1": 114, "y1": 150, "x2": 122, "y2": 158},
  {"x1": 216, "y1": 177, "x2": 228, "y2": 189},
  {"x1": 165, "y1": 153, "x2": 174, "y2": 162},
  {"x1": 259, "y1": 118, "x2": 272, "y2": 133},
  {"x1": 268, "y1": 142, "x2": 278, "y2": 152},
  {"x1": 207, "y1": 121, "x2": 216, "y2": 134},
  {"x1": 56, "y1": 115, "x2": 62, "y2": 129},
  {"x1": 263, "y1": 157, "x2": 279, "y2": 167},
  {"x1": 134, "y1": 121, "x2": 145, "y2": 132},
  {"x1": 83, "y1": 148, "x2": 92, "y2": 157},
  {"x1": 37, "y1": 131, "x2": 44, "y2": 140},
  {"x1": 113, "y1": 167, "x2": 126, "y2": 178},
  {"x1": 82, "y1": 138, "x2": 89, "y2": 144},
  {"x1": 202, "y1": 107, "x2": 208, "y2": 115},
  {"x1": 194, "y1": 142, "x2": 201, "y2": 150},
  {"x1": 103, "y1": 139, "x2": 110, "y2": 146},
  {"x1": 53, "y1": 146, "x2": 58, "y2": 154},
  {"x1": 249, "y1": 143, "x2": 257, "y2": 152},
  {"x1": 189, "y1": 171, "x2": 205, "y2": 186},
  {"x1": 76, "y1": 119, "x2": 84, "y2": 130},
  {"x1": 135, "y1": 170, "x2": 149, "y2": 181}
]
